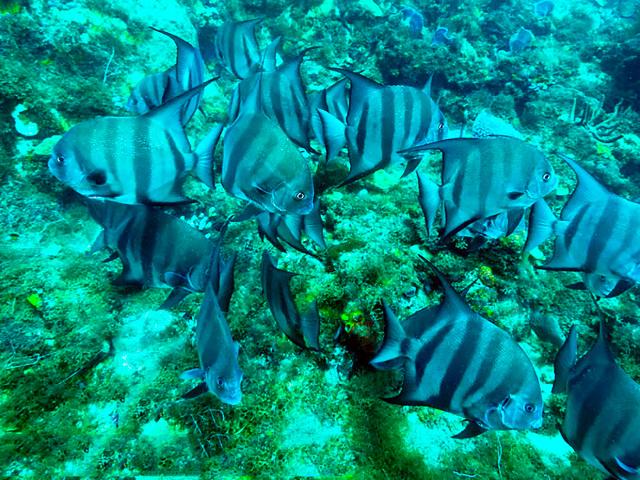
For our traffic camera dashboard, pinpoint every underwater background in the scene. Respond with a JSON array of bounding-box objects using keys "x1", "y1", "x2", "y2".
[{"x1": 2, "y1": 0, "x2": 640, "y2": 478}]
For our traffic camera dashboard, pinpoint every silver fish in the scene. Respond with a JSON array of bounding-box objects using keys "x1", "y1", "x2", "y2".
[
  {"x1": 371, "y1": 259, "x2": 543, "y2": 438},
  {"x1": 87, "y1": 200, "x2": 234, "y2": 310},
  {"x1": 221, "y1": 82, "x2": 314, "y2": 215},
  {"x1": 261, "y1": 251, "x2": 320, "y2": 350},
  {"x1": 127, "y1": 28, "x2": 204, "y2": 126},
  {"x1": 50, "y1": 81, "x2": 221, "y2": 205},
  {"x1": 181, "y1": 264, "x2": 242, "y2": 404},
  {"x1": 554, "y1": 321, "x2": 640, "y2": 479},
  {"x1": 321, "y1": 69, "x2": 442, "y2": 184},
  {"x1": 228, "y1": 48, "x2": 314, "y2": 151},
  {"x1": 525, "y1": 155, "x2": 640, "y2": 298},
  {"x1": 213, "y1": 18, "x2": 262, "y2": 79},
  {"x1": 410, "y1": 136, "x2": 557, "y2": 241}
]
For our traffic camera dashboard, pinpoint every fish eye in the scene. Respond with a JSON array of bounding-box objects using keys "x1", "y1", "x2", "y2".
[
  {"x1": 524, "y1": 403, "x2": 536, "y2": 413},
  {"x1": 295, "y1": 192, "x2": 306, "y2": 201},
  {"x1": 542, "y1": 172, "x2": 551, "y2": 182},
  {"x1": 216, "y1": 377, "x2": 224, "y2": 387},
  {"x1": 56, "y1": 155, "x2": 65, "y2": 165},
  {"x1": 438, "y1": 121, "x2": 445, "y2": 130}
]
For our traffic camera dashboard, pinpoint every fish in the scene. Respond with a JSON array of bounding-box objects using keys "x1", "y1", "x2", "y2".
[
  {"x1": 127, "y1": 28, "x2": 205, "y2": 126},
  {"x1": 241, "y1": 198, "x2": 326, "y2": 254},
  {"x1": 525, "y1": 155, "x2": 640, "y2": 298},
  {"x1": 260, "y1": 251, "x2": 320, "y2": 350},
  {"x1": 228, "y1": 48, "x2": 315, "y2": 151},
  {"x1": 49, "y1": 81, "x2": 221, "y2": 205},
  {"x1": 181, "y1": 243, "x2": 242, "y2": 405},
  {"x1": 509, "y1": 27, "x2": 534, "y2": 54},
  {"x1": 371, "y1": 259, "x2": 543, "y2": 439},
  {"x1": 322, "y1": 68, "x2": 443, "y2": 184},
  {"x1": 221, "y1": 80, "x2": 314, "y2": 216},
  {"x1": 401, "y1": 7, "x2": 424, "y2": 39},
  {"x1": 432, "y1": 26, "x2": 453, "y2": 46},
  {"x1": 554, "y1": 321, "x2": 640, "y2": 479},
  {"x1": 126, "y1": 69, "x2": 176, "y2": 115},
  {"x1": 213, "y1": 18, "x2": 262, "y2": 79},
  {"x1": 86, "y1": 199, "x2": 235, "y2": 310},
  {"x1": 409, "y1": 136, "x2": 557, "y2": 241},
  {"x1": 529, "y1": 310, "x2": 565, "y2": 348},
  {"x1": 534, "y1": 0, "x2": 554, "y2": 17},
  {"x1": 552, "y1": 324, "x2": 577, "y2": 394}
]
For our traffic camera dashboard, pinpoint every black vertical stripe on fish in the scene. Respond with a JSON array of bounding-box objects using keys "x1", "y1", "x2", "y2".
[
  {"x1": 563, "y1": 203, "x2": 590, "y2": 254},
  {"x1": 412, "y1": 322, "x2": 455, "y2": 389},
  {"x1": 354, "y1": 101, "x2": 370, "y2": 161},
  {"x1": 434, "y1": 322, "x2": 482, "y2": 409},
  {"x1": 584, "y1": 198, "x2": 619, "y2": 273},
  {"x1": 380, "y1": 88, "x2": 395, "y2": 169}
]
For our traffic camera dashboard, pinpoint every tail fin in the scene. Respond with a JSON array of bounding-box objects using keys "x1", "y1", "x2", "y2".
[
  {"x1": 524, "y1": 199, "x2": 557, "y2": 254},
  {"x1": 552, "y1": 324, "x2": 578, "y2": 394},
  {"x1": 195, "y1": 124, "x2": 223, "y2": 189},
  {"x1": 370, "y1": 301, "x2": 407, "y2": 370}
]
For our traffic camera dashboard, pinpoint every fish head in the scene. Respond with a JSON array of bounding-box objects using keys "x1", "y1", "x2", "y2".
[
  {"x1": 49, "y1": 127, "x2": 115, "y2": 198},
  {"x1": 427, "y1": 101, "x2": 449, "y2": 143},
  {"x1": 583, "y1": 272, "x2": 635, "y2": 298},
  {"x1": 271, "y1": 179, "x2": 315, "y2": 216},
  {"x1": 206, "y1": 365, "x2": 243, "y2": 406},
  {"x1": 525, "y1": 153, "x2": 557, "y2": 201},
  {"x1": 487, "y1": 391, "x2": 543, "y2": 431}
]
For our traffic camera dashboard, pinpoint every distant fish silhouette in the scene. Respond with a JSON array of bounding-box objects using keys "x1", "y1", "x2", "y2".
[
  {"x1": 534, "y1": 0, "x2": 554, "y2": 17},
  {"x1": 401, "y1": 7, "x2": 424, "y2": 38},
  {"x1": 432, "y1": 26, "x2": 453, "y2": 46},
  {"x1": 509, "y1": 27, "x2": 534, "y2": 53}
]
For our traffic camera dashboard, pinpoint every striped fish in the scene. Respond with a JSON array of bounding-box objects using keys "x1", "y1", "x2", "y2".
[
  {"x1": 410, "y1": 136, "x2": 557, "y2": 241},
  {"x1": 213, "y1": 18, "x2": 262, "y2": 79},
  {"x1": 49, "y1": 81, "x2": 221, "y2": 205},
  {"x1": 525, "y1": 155, "x2": 640, "y2": 298},
  {"x1": 238, "y1": 199, "x2": 325, "y2": 254},
  {"x1": 554, "y1": 321, "x2": 640, "y2": 479},
  {"x1": 309, "y1": 78, "x2": 349, "y2": 161},
  {"x1": 371, "y1": 260, "x2": 543, "y2": 439},
  {"x1": 221, "y1": 83, "x2": 314, "y2": 215},
  {"x1": 86, "y1": 200, "x2": 235, "y2": 311},
  {"x1": 228, "y1": 49, "x2": 315, "y2": 151},
  {"x1": 127, "y1": 28, "x2": 204, "y2": 126},
  {"x1": 181, "y1": 237, "x2": 242, "y2": 405},
  {"x1": 326, "y1": 69, "x2": 441, "y2": 184},
  {"x1": 261, "y1": 251, "x2": 320, "y2": 350}
]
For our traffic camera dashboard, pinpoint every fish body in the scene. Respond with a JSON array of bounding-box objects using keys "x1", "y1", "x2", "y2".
[
  {"x1": 411, "y1": 136, "x2": 557, "y2": 241},
  {"x1": 260, "y1": 251, "x2": 320, "y2": 350},
  {"x1": 213, "y1": 18, "x2": 262, "y2": 79},
  {"x1": 330, "y1": 69, "x2": 441, "y2": 184},
  {"x1": 127, "y1": 28, "x2": 204, "y2": 126},
  {"x1": 50, "y1": 82, "x2": 220, "y2": 204},
  {"x1": 555, "y1": 323, "x2": 640, "y2": 479},
  {"x1": 87, "y1": 200, "x2": 235, "y2": 310},
  {"x1": 371, "y1": 261, "x2": 543, "y2": 438},
  {"x1": 229, "y1": 51, "x2": 314, "y2": 151},
  {"x1": 525, "y1": 156, "x2": 640, "y2": 297},
  {"x1": 182, "y1": 282, "x2": 242, "y2": 405},
  {"x1": 222, "y1": 101, "x2": 314, "y2": 215}
]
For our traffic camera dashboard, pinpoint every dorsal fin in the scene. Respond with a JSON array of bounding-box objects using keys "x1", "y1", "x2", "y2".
[
  {"x1": 145, "y1": 77, "x2": 215, "y2": 131},
  {"x1": 418, "y1": 255, "x2": 473, "y2": 316},
  {"x1": 561, "y1": 154, "x2": 611, "y2": 219}
]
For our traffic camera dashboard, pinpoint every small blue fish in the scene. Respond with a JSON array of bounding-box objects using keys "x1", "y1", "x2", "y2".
[
  {"x1": 432, "y1": 27, "x2": 453, "y2": 46},
  {"x1": 401, "y1": 7, "x2": 424, "y2": 39},
  {"x1": 509, "y1": 27, "x2": 534, "y2": 54},
  {"x1": 534, "y1": 0, "x2": 554, "y2": 17}
]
